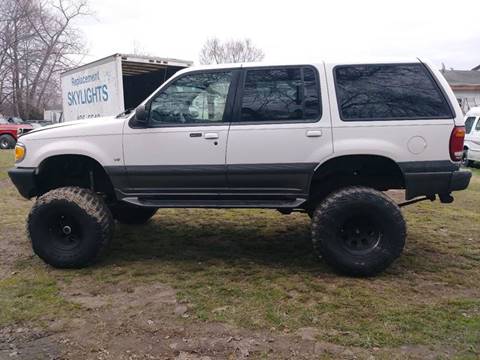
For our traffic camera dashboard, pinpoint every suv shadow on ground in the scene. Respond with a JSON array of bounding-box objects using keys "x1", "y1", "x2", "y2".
[
  {"x1": 104, "y1": 210, "x2": 331, "y2": 273},
  {"x1": 95, "y1": 209, "x2": 441, "y2": 278}
]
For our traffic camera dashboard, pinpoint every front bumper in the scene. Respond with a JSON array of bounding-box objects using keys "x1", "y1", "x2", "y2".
[
  {"x1": 8, "y1": 167, "x2": 37, "y2": 199},
  {"x1": 404, "y1": 169, "x2": 472, "y2": 200}
]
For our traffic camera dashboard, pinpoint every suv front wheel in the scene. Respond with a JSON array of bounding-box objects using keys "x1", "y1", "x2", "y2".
[
  {"x1": 311, "y1": 186, "x2": 406, "y2": 276},
  {"x1": 27, "y1": 187, "x2": 114, "y2": 268}
]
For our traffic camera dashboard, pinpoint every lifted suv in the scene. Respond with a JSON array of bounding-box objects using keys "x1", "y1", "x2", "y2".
[{"x1": 8, "y1": 59, "x2": 471, "y2": 276}]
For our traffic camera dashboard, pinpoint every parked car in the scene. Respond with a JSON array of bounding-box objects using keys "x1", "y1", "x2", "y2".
[
  {"x1": 8, "y1": 59, "x2": 472, "y2": 276},
  {"x1": 463, "y1": 107, "x2": 480, "y2": 166},
  {"x1": 0, "y1": 118, "x2": 33, "y2": 149}
]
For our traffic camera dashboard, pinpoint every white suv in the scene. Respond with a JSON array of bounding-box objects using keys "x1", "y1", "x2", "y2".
[
  {"x1": 8, "y1": 59, "x2": 472, "y2": 276},
  {"x1": 463, "y1": 107, "x2": 480, "y2": 166}
]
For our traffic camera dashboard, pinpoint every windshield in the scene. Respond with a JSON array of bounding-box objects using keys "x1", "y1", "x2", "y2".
[{"x1": 9, "y1": 117, "x2": 24, "y2": 124}]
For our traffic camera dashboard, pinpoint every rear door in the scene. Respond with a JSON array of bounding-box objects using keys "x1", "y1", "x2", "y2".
[{"x1": 225, "y1": 64, "x2": 333, "y2": 200}]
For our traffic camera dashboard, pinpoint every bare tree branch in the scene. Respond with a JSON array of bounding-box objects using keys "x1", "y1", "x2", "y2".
[
  {"x1": 199, "y1": 37, "x2": 265, "y2": 65},
  {"x1": 0, "y1": 0, "x2": 90, "y2": 119}
]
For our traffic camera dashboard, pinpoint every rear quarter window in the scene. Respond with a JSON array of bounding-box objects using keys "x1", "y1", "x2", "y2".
[{"x1": 334, "y1": 63, "x2": 453, "y2": 121}]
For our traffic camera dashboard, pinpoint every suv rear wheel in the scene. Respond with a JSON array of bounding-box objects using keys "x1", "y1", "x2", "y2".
[
  {"x1": 311, "y1": 186, "x2": 406, "y2": 276},
  {"x1": 0, "y1": 134, "x2": 15, "y2": 149},
  {"x1": 27, "y1": 187, "x2": 114, "y2": 268}
]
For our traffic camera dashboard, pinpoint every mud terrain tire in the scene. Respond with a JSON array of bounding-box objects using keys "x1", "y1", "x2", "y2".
[
  {"x1": 311, "y1": 186, "x2": 406, "y2": 276},
  {"x1": 27, "y1": 187, "x2": 114, "y2": 268}
]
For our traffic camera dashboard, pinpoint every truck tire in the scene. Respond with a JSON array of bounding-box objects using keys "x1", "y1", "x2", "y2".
[
  {"x1": 0, "y1": 134, "x2": 15, "y2": 149},
  {"x1": 311, "y1": 186, "x2": 406, "y2": 277},
  {"x1": 110, "y1": 203, "x2": 157, "y2": 225},
  {"x1": 27, "y1": 187, "x2": 114, "y2": 268}
]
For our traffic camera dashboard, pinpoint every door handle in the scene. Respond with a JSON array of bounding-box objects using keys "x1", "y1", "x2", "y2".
[
  {"x1": 204, "y1": 133, "x2": 219, "y2": 140},
  {"x1": 189, "y1": 132, "x2": 202, "y2": 138},
  {"x1": 306, "y1": 130, "x2": 322, "y2": 137}
]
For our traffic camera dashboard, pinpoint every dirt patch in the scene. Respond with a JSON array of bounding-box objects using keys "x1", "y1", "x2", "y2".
[
  {"x1": 62, "y1": 280, "x2": 177, "y2": 310},
  {"x1": 1, "y1": 311, "x2": 455, "y2": 359},
  {"x1": 0, "y1": 276, "x2": 447, "y2": 359},
  {"x1": 0, "y1": 178, "x2": 11, "y2": 188},
  {"x1": 0, "y1": 326, "x2": 61, "y2": 360},
  {"x1": 56, "y1": 279, "x2": 336, "y2": 359}
]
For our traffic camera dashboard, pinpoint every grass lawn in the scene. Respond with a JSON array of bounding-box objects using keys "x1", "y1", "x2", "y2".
[
  {"x1": 0, "y1": 149, "x2": 13, "y2": 181},
  {"x1": 0, "y1": 149, "x2": 479, "y2": 358}
]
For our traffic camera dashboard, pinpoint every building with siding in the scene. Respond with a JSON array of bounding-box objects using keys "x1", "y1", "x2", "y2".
[{"x1": 442, "y1": 65, "x2": 480, "y2": 113}]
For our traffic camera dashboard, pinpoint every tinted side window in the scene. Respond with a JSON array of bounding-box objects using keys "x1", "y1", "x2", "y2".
[
  {"x1": 149, "y1": 71, "x2": 233, "y2": 125},
  {"x1": 476, "y1": 118, "x2": 480, "y2": 131},
  {"x1": 465, "y1": 117, "x2": 476, "y2": 133},
  {"x1": 304, "y1": 68, "x2": 321, "y2": 119},
  {"x1": 335, "y1": 64, "x2": 453, "y2": 121},
  {"x1": 240, "y1": 67, "x2": 320, "y2": 122}
]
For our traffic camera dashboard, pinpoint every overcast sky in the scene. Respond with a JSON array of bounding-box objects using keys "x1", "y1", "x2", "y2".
[{"x1": 76, "y1": 0, "x2": 480, "y2": 70}]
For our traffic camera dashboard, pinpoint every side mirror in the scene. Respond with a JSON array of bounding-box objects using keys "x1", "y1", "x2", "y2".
[{"x1": 135, "y1": 104, "x2": 148, "y2": 124}]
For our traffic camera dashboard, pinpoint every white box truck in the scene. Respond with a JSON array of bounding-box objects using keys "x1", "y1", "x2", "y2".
[{"x1": 60, "y1": 53, "x2": 192, "y2": 122}]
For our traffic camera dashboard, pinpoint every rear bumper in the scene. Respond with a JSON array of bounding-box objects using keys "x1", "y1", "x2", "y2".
[
  {"x1": 8, "y1": 167, "x2": 37, "y2": 199},
  {"x1": 403, "y1": 166, "x2": 471, "y2": 200}
]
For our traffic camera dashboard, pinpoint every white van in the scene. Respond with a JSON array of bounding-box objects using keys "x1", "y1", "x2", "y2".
[
  {"x1": 464, "y1": 107, "x2": 480, "y2": 165},
  {"x1": 60, "y1": 54, "x2": 192, "y2": 122}
]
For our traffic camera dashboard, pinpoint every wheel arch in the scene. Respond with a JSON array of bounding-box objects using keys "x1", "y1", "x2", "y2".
[
  {"x1": 308, "y1": 154, "x2": 405, "y2": 201},
  {"x1": 36, "y1": 153, "x2": 116, "y2": 200}
]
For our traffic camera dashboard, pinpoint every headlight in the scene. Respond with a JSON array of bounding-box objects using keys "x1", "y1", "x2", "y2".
[{"x1": 15, "y1": 143, "x2": 26, "y2": 163}]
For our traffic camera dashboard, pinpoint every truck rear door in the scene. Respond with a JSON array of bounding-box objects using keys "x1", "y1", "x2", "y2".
[{"x1": 224, "y1": 64, "x2": 333, "y2": 202}]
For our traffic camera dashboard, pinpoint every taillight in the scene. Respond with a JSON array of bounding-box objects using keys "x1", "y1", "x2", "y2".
[{"x1": 449, "y1": 126, "x2": 465, "y2": 161}]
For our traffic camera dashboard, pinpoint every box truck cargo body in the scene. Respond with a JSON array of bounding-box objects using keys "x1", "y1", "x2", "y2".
[{"x1": 60, "y1": 54, "x2": 192, "y2": 122}]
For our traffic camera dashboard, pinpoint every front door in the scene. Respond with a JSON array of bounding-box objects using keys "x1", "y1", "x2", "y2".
[{"x1": 122, "y1": 70, "x2": 237, "y2": 198}]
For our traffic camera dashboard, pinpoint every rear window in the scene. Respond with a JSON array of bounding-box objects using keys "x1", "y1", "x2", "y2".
[
  {"x1": 334, "y1": 63, "x2": 453, "y2": 121},
  {"x1": 465, "y1": 116, "x2": 476, "y2": 133}
]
